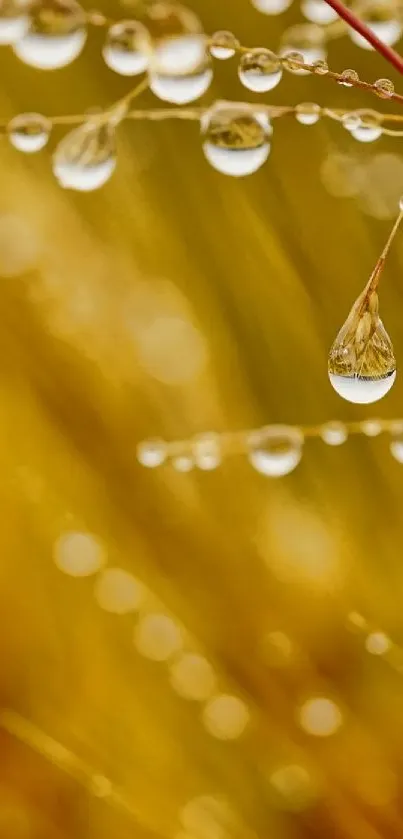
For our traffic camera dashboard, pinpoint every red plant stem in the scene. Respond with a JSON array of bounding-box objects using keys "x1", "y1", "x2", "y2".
[{"x1": 323, "y1": 0, "x2": 403, "y2": 74}]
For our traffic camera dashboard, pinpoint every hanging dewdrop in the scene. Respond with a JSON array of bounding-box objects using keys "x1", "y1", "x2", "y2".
[{"x1": 328, "y1": 202, "x2": 403, "y2": 405}]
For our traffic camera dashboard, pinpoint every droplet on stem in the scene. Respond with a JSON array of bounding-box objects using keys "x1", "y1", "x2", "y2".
[
  {"x1": 248, "y1": 425, "x2": 304, "y2": 476},
  {"x1": 201, "y1": 102, "x2": 272, "y2": 177},
  {"x1": 328, "y1": 208, "x2": 402, "y2": 404},
  {"x1": 8, "y1": 112, "x2": 51, "y2": 152},
  {"x1": 13, "y1": 0, "x2": 87, "y2": 69},
  {"x1": 209, "y1": 30, "x2": 239, "y2": 60},
  {"x1": 102, "y1": 19, "x2": 150, "y2": 76},
  {"x1": 52, "y1": 117, "x2": 118, "y2": 191},
  {"x1": 238, "y1": 48, "x2": 283, "y2": 92}
]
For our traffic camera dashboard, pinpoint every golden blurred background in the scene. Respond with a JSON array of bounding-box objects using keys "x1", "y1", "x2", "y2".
[{"x1": 2, "y1": 0, "x2": 403, "y2": 837}]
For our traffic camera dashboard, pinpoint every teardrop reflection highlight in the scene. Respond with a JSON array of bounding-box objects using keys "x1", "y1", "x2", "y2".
[{"x1": 328, "y1": 283, "x2": 396, "y2": 404}]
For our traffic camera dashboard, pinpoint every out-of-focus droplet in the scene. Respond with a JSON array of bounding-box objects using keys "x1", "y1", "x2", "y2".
[
  {"x1": 270, "y1": 764, "x2": 317, "y2": 811},
  {"x1": 170, "y1": 653, "x2": 216, "y2": 700},
  {"x1": 137, "y1": 438, "x2": 167, "y2": 467},
  {"x1": 298, "y1": 697, "x2": 343, "y2": 736},
  {"x1": 350, "y1": 111, "x2": 383, "y2": 143},
  {"x1": 328, "y1": 280, "x2": 396, "y2": 404},
  {"x1": 374, "y1": 77, "x2": 395, "y2": 98},
  {"x1": 238, "y1": 48, "x2": 283, "y2": 92},
  {"x1": 210, "y1": 29, "x2": 239, "y2": 59},
  {"x1": 282, "y1": 50, "x2": 305, "y2": 71},
  {"x1": 365, "y1": 631, "x2": 391, "y2": 655},
  {"x1": 320, "y1": 421, "x2": 348, "y2": 445},
  {"x1": 13, "y1": 0, "x2": 87, "y2": 69},
  {"x1": 251, "y1": 0, "x2": 293, "y2": 14},
  {"x1": 7, "y1": 112, "x2": 51, "y2": 152},
  {"x1": 54, "y1": 531, "x2": 105, "y2": 577},
  {"x1": 390, "y1": 432, "x2": 403, "y2": 462},
  {"x1": 203, "y1": 694, "x2": 249, "y2": 740},
  {"x1": 143, "y1": 0, "x2": 205, "y2": 75},
  {"x1": 248, "y1": 426, "x2": 303, "y2": 476},
  {"x1": 149, "y1": 57, "x2": 213, "y2": 104},
  {"x1": 361, "y1": 419, "x2": 382, "y2": 436},
  {"x1": 172, "y1": 454, "x2": 194, "y2": 471},
  {"x1": 193, "y1": 433, "x2": 222, "y2": 470},
  {"x1": 94, "y1": 568, "x2": 145, "y2": 614},
  {"x1": 342, "y1": 112, "x2": 360, "y2": 131},
  {"x1": 280, "y1": 24, "x2": 326, "y2": 75},
  {"x1": 349, "y1": 16, "x2": 402, "y2": 49},
  {"x1": 52, "y1": 118, "x2": 117, "y2": 191},
  {"x1": 134, "y1": 613, "x2": 183, "y2": 661},
  {"x1": 338, "y1": 68, "x2": 359, "y2": 87},
  {"x1": 312, "y1": 58, "x2": 328, "y2": 74},
  {"x1": 102, "y1": 19, "x2": 150, "y2": 75},
  {"x1": 0, "y1": 0, "x2": 29, "y2": 44},
  {"x1": 295, "y1": 102, "x2": 321, "y2": 125},
  {"x1": 201, "y1": 102, "x2": 271, "y2": 177},
  {"x1": 301, "y1": 0, "x2": 338, "y2": 23}
]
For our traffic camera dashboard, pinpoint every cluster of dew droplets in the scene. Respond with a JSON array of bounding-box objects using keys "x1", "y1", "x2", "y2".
[{"x1": 327, "y1": 207, "x2": 403, "y2": 404}]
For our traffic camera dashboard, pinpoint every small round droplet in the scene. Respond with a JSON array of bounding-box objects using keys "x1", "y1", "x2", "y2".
[
  {"x1": 295, "y1": 102, "x2": 321, "y2": 125},
  {"x1": 239, "y1": 48, "x2": 283, "y2": 92},
  {"x1": 137, "y1": 438, "x2": 167, "y2": 467},
  {"x1": 201, "y1": 102, "x2": 271, "y2": 177},
  {"x1": 102, "y1": 19, "x2": 150, "y2": 76},
  {"x1": 170, "y1": 653, "x2": 216, "y2": 700},
  {"x1": 361, "y1": 419, "x2": 382, "y2": 437},
  {"x1": 8, "y1": 112, "x2": 51, "y2": 152},
  {"x1": 281, "y1": 50, "x2": 305, "y2": 72},
  {"x1": 312, "y1": 58, "x2": 328, "y2": 74},
  {"x1": 251, "y1": 0, "x2": 293, "y2": 13},
  {"x1": 94, "y1": 568, "x2": 145, "y2": 614},
  {"x1": 13, "y1": 0, "x2": 87, "y2": 69},
  {"x1": 192, "y1": 433, "x2": 222, "y2": 470},
  {"x1": 350, "y1": 112, "x2": 382, "y2": 143},
  {"x1": 320, "y1": 421, "x2": 348, "y2": 446},
  {"x1": 134, "y1": 613, "x2": 183, "y2": 661},
  {"x1": 172, "y1": 454, "x2": 194, "y2": 472},
  {"x1": 52, "y1": 118, "x2": 117, "y2": 191},
  {"x1": 365, "y1": 631, "x2": 390, "y2": 655},
  {"x1": 149, "y1": 59, "x2": 213, "y2": 104},
  {"x1": 202, "y1": 694, "x2": 250, "y2": 740},
  {"x1": 301, "y1": 0, "x2": 338, "y2": 24},
  {"x1": 339, "y1": 68, "x2": 359, "y2": 87},
  {"x1": 54, "y1": 531, "x2": 106, "y2": 577},
  {"x1": 0, "y1": 0, "x2": 29, "y2": 45},
  {"x1": 248, "y1": 426, "x2": 303, "y2": 476},
  {"x1": 298, "y1": 697, "x2": 343, "y2": 736},
  {"x1": 209, "y1": 29, "x2": 239, "y2": 60},
  {"x1": 374, "y1": 77, "x2": 395, "y2": 99}
]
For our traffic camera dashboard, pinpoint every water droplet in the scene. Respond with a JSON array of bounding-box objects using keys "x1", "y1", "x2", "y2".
[
  {"x1": 201, "y1": 102, "x2": 271, "y2": 177},
  {"x1": 0, "y1": 0, "x2": 29, "y2": 44},
  {"x1": 94, "y1": 568, "x2": 145, "y2": 614},
  {"x1": 238, "y1": 48, "x2": 282, "y2": 92},
  {"x1": 328, "y1": 282, "x2": 396, "y2": 404},
  {"x1": 361, "y1": 419, "x2": 382, "y2": 436},
  {"x1": 349, "y1": 17, "x2": 401, "y2": 49},
  {"x1": 102, "y1": 19, "x2": 150, "y2": 75},
  {"x1": 298, "y1": 697, "x2": 343, "y2": 736},
  {"x1": 192, "y1": 433, "x2": 222, "y2": 470},
  {"x1": 248, "y1": 425, "x2": 303, "y2": 476},
  {"x1": 350, "y1": 111, "x2": 382, "y2": 143},
  {"x1": 143, "y1": 1, "x2": 205, "y2": 75},
  {"x1": 13, "y1": 0, "x2": 87, "y2": 69},
  {"x1": 7, "y1": 112, "x2": 51, "y2": 152},
  {"x1": 342, "y1": 111, "x2": 360, "y2": 131},
  {"x1": 172, "y1": 454, "x2": 194, "y2": 471},
  {"x1": 169, "y1": 653, "x2": 216, "y2": 700},
  {"x1": 251, "y1": 0, "x2": 293, "y2": 14},
  {"x1": 295, "y1": 102, "x2": 321, "y2": 125},
  {"x1": 52, "y1": 118, "x2": 117, "y2": 191},
  {"x1": 390, "y1": 432, "x2": 403, "y2": 462},
  {"x1": 137, "y1": 438, "x2": 167, "y2": 467},
  {"x1": 365, "y1": 631, "x2": 390, "y2": 655},
  {"x1": 312, "y1": 58, "x2": 328, "y2": 74},
  {"x1": 339, "y1": 68, "x2": 359, "y2": 87},
  {"x1": 209, "y1": 29, "x2": 239, "y2": 60},
  {"x1": 280, "y1": 24, "x2": 326, "y2": 74},
  {"x1": 54, "y1": 531, "x2": 106, "y2": 577},
  {"x1": 134, "y1": 613, "x2": 183, "y2": 661},
  {"x1": 320, "y1": 421, "x2": 348, "y2": 445},
  {"x1": 202, "y1": 694, "x2": 250, "y2": 740},
  {"x1": 301, "y1": 0, "x2": 338, "y2": 24},
  {"x1": 149, "y1": 57, "x2": 213, "y2": 103},
  {"x1": 374, "y1": 77, "x2": 395, "y2": 98}
]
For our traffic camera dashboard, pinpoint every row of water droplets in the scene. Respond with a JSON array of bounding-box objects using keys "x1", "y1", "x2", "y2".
[{"x1": 137, "y1": 420, "x2": 403, "y2": 477}]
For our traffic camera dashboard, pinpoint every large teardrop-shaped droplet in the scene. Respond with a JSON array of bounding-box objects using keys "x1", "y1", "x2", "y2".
[
  {"x1": 328, "y1": 284, "x2": 396, "y2": 404},
  {"x1": 52, "y1": 118, "x2": 117, "y2": 191}
]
